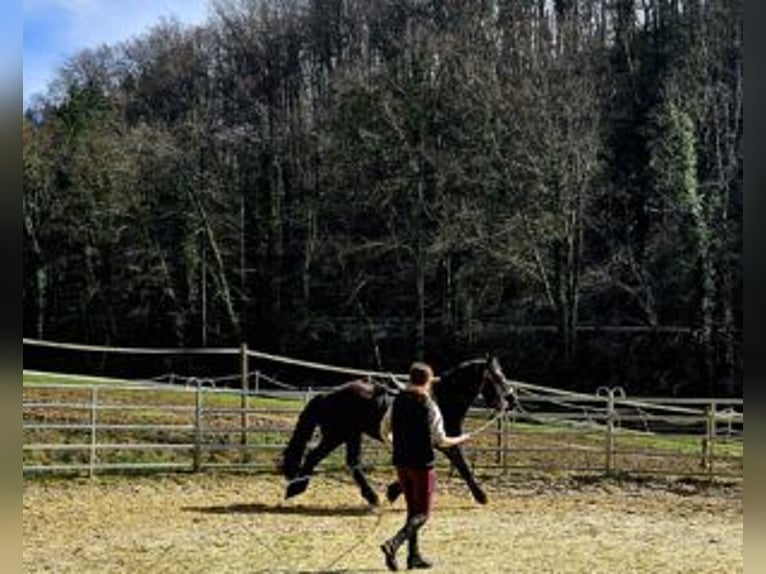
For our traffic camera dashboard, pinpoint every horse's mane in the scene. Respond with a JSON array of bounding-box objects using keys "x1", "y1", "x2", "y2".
[
  {"x1": 433, "y1": 358, "x2": 486, "y2": 406},
  {"x1": 440, "y1": 358, "x2": 485, "y2": 382}
]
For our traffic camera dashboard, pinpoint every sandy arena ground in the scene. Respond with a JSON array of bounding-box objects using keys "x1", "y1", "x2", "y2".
[{"x1": 23, "y1": 472, "x2": 742, "y2": 573}]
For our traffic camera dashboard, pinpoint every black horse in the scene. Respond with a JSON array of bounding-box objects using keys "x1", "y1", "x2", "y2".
[{"x1": 280, "y1": 356, "x2": 516, "y2": 506}]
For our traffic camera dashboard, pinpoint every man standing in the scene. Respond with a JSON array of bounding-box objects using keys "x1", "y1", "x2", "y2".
[{"x1": 379, "y1": 362, "x2": 472, "y2": 571}]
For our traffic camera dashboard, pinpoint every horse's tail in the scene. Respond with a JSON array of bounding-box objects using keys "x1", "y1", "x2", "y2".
[{"x1": 280, "y1": 394, "x2": 323, "y2": 480}]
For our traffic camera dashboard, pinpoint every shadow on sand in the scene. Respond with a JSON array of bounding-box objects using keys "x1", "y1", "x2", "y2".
[
  {"x1": 182, "y1": 502, "x2": 391, "y2": 572},
  {"x1": 249, "y1": 570, "x2": 382, "y2": 574},
  {"x1": 182, "y1": 502, "x2": 380, "y2": 517}
]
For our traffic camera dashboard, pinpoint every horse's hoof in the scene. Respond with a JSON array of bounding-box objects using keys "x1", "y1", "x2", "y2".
[
  {"x1": 365, "y1": 492, "x2": 380, "y2": 506},
  {"x1": 473, "y1": 490, "x2": 488, "y2": 505},
  {"x1": 285, "y1": 477, "x2": 309, "y2": 499}
]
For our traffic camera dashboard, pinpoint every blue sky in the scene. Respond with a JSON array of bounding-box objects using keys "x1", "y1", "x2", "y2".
[{"x1": 23, "y1": 0, "x2": 211, "y2": 106}]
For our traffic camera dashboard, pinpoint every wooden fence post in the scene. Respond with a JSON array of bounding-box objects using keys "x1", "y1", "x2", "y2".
[
  {"x1": 705, "y1": 402, "x2": 717, "y2": 479},
  {"x1": 501, "y1": 414, "x2": 509, "y2": 477},
  {"x1": 89, "y1": 385, "x2": 98, "y2": 479},
  {"x1": 495, "y1": 415, "x2": 502, "y2": 467},
  {"x1": 240, "y1": 343, "x2": 249, "y2": 462},
  {"x1": 605, "y1": 390, "x2": 616, "y2": 475},
  {"x1": 194, "y1": 379, "x2": 202, "y2": 472}
]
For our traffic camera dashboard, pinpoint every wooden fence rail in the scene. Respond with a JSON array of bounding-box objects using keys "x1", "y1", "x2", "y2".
[{"x1": 22, "y1": 381, "x2": 743, "y2": 480}]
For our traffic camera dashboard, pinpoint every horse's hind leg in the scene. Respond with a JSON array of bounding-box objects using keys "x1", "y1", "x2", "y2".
[
  {"x1": 285, "y1": 436, "x2": 341, "y2": 499},
  {"x1": 346, "y1": 434, "x2": 379, "y2": 506}
]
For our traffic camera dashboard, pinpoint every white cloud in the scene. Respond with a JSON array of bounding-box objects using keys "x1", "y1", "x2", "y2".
[
  {"x1": 23, "y1": 0, "x2": 210, "y2": 105},
  {"x1": 63, "y1": 1, "x2": 210, "y2": 48},
  {"x1": 23, "y1": 0, "x2": 94, "y2": 13}
]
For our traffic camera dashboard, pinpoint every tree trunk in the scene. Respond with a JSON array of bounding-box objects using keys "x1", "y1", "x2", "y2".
[
  {"x1": 36, "y1": 267, "x2": 47, "y2": 339},
  {"x1": 186, "y1": 185, "x2": 241, "y2": 339},
  {"x1": 270, "y1": 157, "x2": 284, "y2": 329},
  {"x1": 303, "y1": 204, "x2": 316, "y2": 309},
  {"x1": 24, "y1": 211, "x2": 46, "y2": 339},
  {"x1": 415, "y1": 162, "x2": 426, "y2": 361}
]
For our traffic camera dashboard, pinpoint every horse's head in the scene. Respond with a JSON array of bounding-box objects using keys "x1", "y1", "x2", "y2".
[
  {"x1": 435, "y1": 355, "x2": 517, "y2": 417},
  {"x1": 479, "y1": 354, "x2": 517, "y2": 413}
]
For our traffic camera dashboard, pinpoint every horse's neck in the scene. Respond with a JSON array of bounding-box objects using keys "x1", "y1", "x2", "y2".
[{"x1": 435, "y1": 367, "x2": 480, "y2": 415}]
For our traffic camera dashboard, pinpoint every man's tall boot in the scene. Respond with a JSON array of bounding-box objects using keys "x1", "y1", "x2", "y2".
[
  {"x1": 407, "y1": 530, "x2": 433, "y2": 569},
  {"x1": 381, "y1": 514, "x2": 427, "y2": 571}
]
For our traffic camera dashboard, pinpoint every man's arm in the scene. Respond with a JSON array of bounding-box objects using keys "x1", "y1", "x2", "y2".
[
  {"x1": 380, "y1": 404, "x2": 393, "y2": 444},
  {"x1": 427, "y1": 399, "x2": 471, "y2": 448}
]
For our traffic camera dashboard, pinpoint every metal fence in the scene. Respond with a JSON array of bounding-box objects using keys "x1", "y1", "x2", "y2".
[{"x1": 23, "y1": 380, "x2": 743, "y2": 480}]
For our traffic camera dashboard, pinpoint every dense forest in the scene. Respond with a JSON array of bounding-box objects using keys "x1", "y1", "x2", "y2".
[{"x1": 23, "y1": 0, "x2": 742, "y2": 396}]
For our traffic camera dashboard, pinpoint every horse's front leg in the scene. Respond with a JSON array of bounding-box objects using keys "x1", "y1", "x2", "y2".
[
  {"x1": 386, "y1": 480, "x2": 403, "y2": 503},
  {"x1": 440, "y1": 445, "x2": 488, "y2": 504},
  {"x1": 384, "y1": 446, "x2": 487, "y2": 505},
  {"x1": 285, "y1": 436, "x2": 342, "y2": 499},
  {"x1": 346, "y1": 434, "x2": 379, "y2": 506}
]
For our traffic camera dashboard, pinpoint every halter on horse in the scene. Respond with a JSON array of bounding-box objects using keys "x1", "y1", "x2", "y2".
[{"x1": 280, "y1": 355, "x2": 517, "y2": 505}]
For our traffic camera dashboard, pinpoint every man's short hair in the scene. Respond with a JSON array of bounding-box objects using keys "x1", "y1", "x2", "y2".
[{"x1": 409, "y1": 362, "x2": 433, "y2": 387}]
